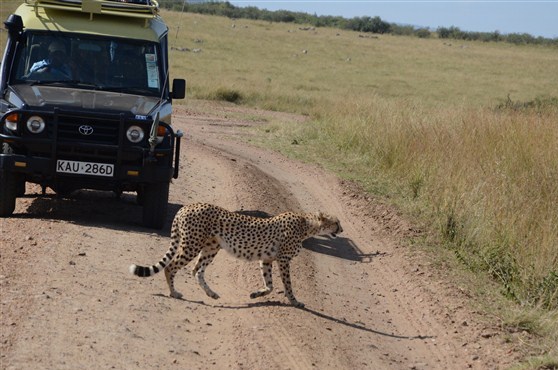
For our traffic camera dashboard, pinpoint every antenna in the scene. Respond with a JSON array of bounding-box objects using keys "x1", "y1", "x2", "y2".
[
  {"x1": 175, "y1": 0, "x2": 187, "y2": 39},
  {"x1": 148, "y1": 111, "x2": 160, "y2": 157}
]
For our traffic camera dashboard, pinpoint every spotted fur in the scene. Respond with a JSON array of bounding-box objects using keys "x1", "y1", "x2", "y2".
[{"x1": 129, "y1": 202, "x2": 342, "y2": 307}]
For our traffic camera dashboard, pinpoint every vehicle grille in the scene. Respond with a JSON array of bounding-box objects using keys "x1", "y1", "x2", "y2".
[
  {"x1": 56, "y1": 116, "x2": 120, "y2": 145},
  {"x1": 56, "y1": 144, "x2": 118, "y2": 162}
]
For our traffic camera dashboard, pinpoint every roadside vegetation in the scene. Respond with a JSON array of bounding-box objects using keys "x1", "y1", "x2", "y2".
[{"x1": 162, "y1": 11, "x2": 558, "y2": 366}]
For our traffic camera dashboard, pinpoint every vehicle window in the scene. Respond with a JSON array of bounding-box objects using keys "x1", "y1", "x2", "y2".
[{"x1": 12, "y1": 32, "x2": 163, "y2": 96}]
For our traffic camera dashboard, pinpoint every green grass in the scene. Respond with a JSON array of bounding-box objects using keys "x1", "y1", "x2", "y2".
[{"x1": 162, "y1": 11, "x2": 557, "y2": 109}]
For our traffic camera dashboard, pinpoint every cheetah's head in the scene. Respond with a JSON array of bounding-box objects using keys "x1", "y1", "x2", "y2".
[{"x1": 315, "y1": 212, "x2": 343, "y2": 238}]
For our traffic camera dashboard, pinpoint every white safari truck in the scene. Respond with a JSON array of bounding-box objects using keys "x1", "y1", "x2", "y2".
[{"x1": 0, "y1": 0, "x2": 185, "y2": 229}]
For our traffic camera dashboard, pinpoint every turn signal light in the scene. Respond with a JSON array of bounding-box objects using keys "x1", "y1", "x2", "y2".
[{"x1": 5, "y1": 112, "x2": 19, "y2": 131}]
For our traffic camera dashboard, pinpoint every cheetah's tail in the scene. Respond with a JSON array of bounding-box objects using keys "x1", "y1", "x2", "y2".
[
  {"x1": 129, "y1": 241, "x2": 179, "y2": 278},
  {"x1": 129, "y1": 263, "x2": 163, "y2": 277}
]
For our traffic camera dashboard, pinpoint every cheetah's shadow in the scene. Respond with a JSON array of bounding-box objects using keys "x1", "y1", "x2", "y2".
[{"x1": 157, "y1": 295, "x2": 431, "y2": 340}]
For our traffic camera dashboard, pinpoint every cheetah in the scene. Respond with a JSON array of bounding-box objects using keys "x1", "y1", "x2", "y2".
[{"x1": 129, "y1": 202, "x2": 342, "y2": 307}]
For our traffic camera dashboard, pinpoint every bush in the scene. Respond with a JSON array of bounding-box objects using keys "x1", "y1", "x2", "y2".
[
  {"x1": 414, "y1": 28, "x2": 431, "y2": 38},
  {"x1": 437, "y1": 26, "x2": 557, "y2": 46},
  {"x1": 496, "y1": 95, "x2": 558, "y2": 112},
  {"x1": 210, "y1": 88, "x2": 244, "y2": 104}
]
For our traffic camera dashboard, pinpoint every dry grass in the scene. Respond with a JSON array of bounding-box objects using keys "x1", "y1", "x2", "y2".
[
  {"x1": 0, "y1": 1, "x2": 21, "y2": 22},
  {"x1": 286, "y1": 97, "x2": 558, "y2": 307}
]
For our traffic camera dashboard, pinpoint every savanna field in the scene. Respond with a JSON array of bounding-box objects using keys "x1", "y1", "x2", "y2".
[
  {"x1": 1, "y1": 1, "x2": 557, "y2": 365},
  {"x1": 158, "y1": 11, "x2": 558, "y2": 363}
]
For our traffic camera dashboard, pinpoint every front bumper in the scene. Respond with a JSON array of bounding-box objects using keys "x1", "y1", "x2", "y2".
[
  {"x1": 0, "y1": 108, "x2": 182, "y2": 191},
  {"x1": 0, "y1": 153, "x2": 174, "y2": 187}
]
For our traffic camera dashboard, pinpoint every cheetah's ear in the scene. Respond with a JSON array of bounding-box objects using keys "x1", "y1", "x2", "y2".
[{"x1": 316, "y1": 212, "x2": 329, "y2": 223}]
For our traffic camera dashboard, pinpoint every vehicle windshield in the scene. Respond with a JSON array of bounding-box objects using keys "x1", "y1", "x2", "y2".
[{"x1": 11, "y1": 32, "x2": 164, "y2": 96}]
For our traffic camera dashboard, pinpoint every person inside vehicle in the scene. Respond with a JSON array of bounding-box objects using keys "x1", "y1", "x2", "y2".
[{"x1": 28, "y1": 41, "x2": 74, "y2": 80}]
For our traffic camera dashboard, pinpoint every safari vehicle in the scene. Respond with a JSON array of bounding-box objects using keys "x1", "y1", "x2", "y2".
[{"x1": 0, "y1": 0, "x2": 186, "y2": 229}]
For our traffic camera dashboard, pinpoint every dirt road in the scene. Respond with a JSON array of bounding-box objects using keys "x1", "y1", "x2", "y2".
[{"x1": 1, "y1": 105, "x2": 516, "y2": 369}]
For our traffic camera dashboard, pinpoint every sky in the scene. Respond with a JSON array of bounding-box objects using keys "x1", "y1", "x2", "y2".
[{"x1": 228, "y1": 1, "x2": 558, "y2": 38}]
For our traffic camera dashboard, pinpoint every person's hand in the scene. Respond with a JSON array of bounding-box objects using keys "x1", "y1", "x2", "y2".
[{"x1": 36, "y1": 66, "x2": 50, "y2": 73}]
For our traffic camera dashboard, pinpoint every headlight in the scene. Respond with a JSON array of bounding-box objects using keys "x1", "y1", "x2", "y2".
[
  {"x1": 26, "y1": 116, "x2": 45, "y2": 134},
  {"x1": 126, "y1": 125, "x2": 145, "y2": 143},
  {"x1": 5, "y1": 112, "x2": 19, "y2": 131}
]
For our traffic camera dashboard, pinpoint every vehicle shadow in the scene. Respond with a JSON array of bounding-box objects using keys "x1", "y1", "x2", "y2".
[{"x1": 14, "y1": 190, "x2": 181, "y2": 237}]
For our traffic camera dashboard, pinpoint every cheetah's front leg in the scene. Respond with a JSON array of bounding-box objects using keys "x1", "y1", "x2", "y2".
[
  {"x1": 250, "y1": 261, "x2": 274, "y2": 299},
  {"x1": 278, "y1": 257, "x2": 304, "y2": 308}
]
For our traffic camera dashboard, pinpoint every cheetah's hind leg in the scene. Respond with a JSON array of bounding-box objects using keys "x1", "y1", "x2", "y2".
[
  {"x1": 164, "y1": 250, "x2": 193, "y2": 299},
  {"x1": 192, "y1": 239, "x2": 221, "y2": 300}
]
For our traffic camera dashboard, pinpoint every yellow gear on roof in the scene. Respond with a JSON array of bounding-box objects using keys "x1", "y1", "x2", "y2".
[{"x1": 15, "y1": 0, "x2": 166, "y2": 42}]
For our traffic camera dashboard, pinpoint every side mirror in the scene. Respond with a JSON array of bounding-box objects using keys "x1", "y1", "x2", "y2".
[
  {"x1": 171, "y1": 79, "x2": 186, "y2": 100},
  {"x1": 4, "y1": 14, "x2": 24, "y2": 39}
]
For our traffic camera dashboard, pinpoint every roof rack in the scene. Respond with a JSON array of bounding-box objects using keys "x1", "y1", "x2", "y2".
[{"x1": 25, "y1": 0, "x2": 160, "y2": 20}]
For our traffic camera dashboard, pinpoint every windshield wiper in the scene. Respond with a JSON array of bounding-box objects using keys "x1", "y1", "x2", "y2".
[
  {"x1": 30, "y1": 80, "x2": 99, "y2": 89},
  {"x1": 97, "y1": 86, "x2": 155, "y2": 95}
]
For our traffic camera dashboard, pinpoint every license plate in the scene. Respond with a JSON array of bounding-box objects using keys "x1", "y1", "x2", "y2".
[{"x1": 56, "y1": 160, "x2": 114, "y2": 177}]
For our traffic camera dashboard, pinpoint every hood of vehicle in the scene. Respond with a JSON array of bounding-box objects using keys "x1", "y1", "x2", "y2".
[{"x1": 9, "y1": 85, "x2": 160, "y2": 116}]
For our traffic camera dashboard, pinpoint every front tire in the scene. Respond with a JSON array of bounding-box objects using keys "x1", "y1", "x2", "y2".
[
  {"x1": 0, "y1": 171, "x2": 18, "y2": 217},
  {"x1": 141, "y1": 182, "x2": 169, "y2": 229},
  {"x1": 2, "y1": 143, "x2": 25, "y2": 197}
]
